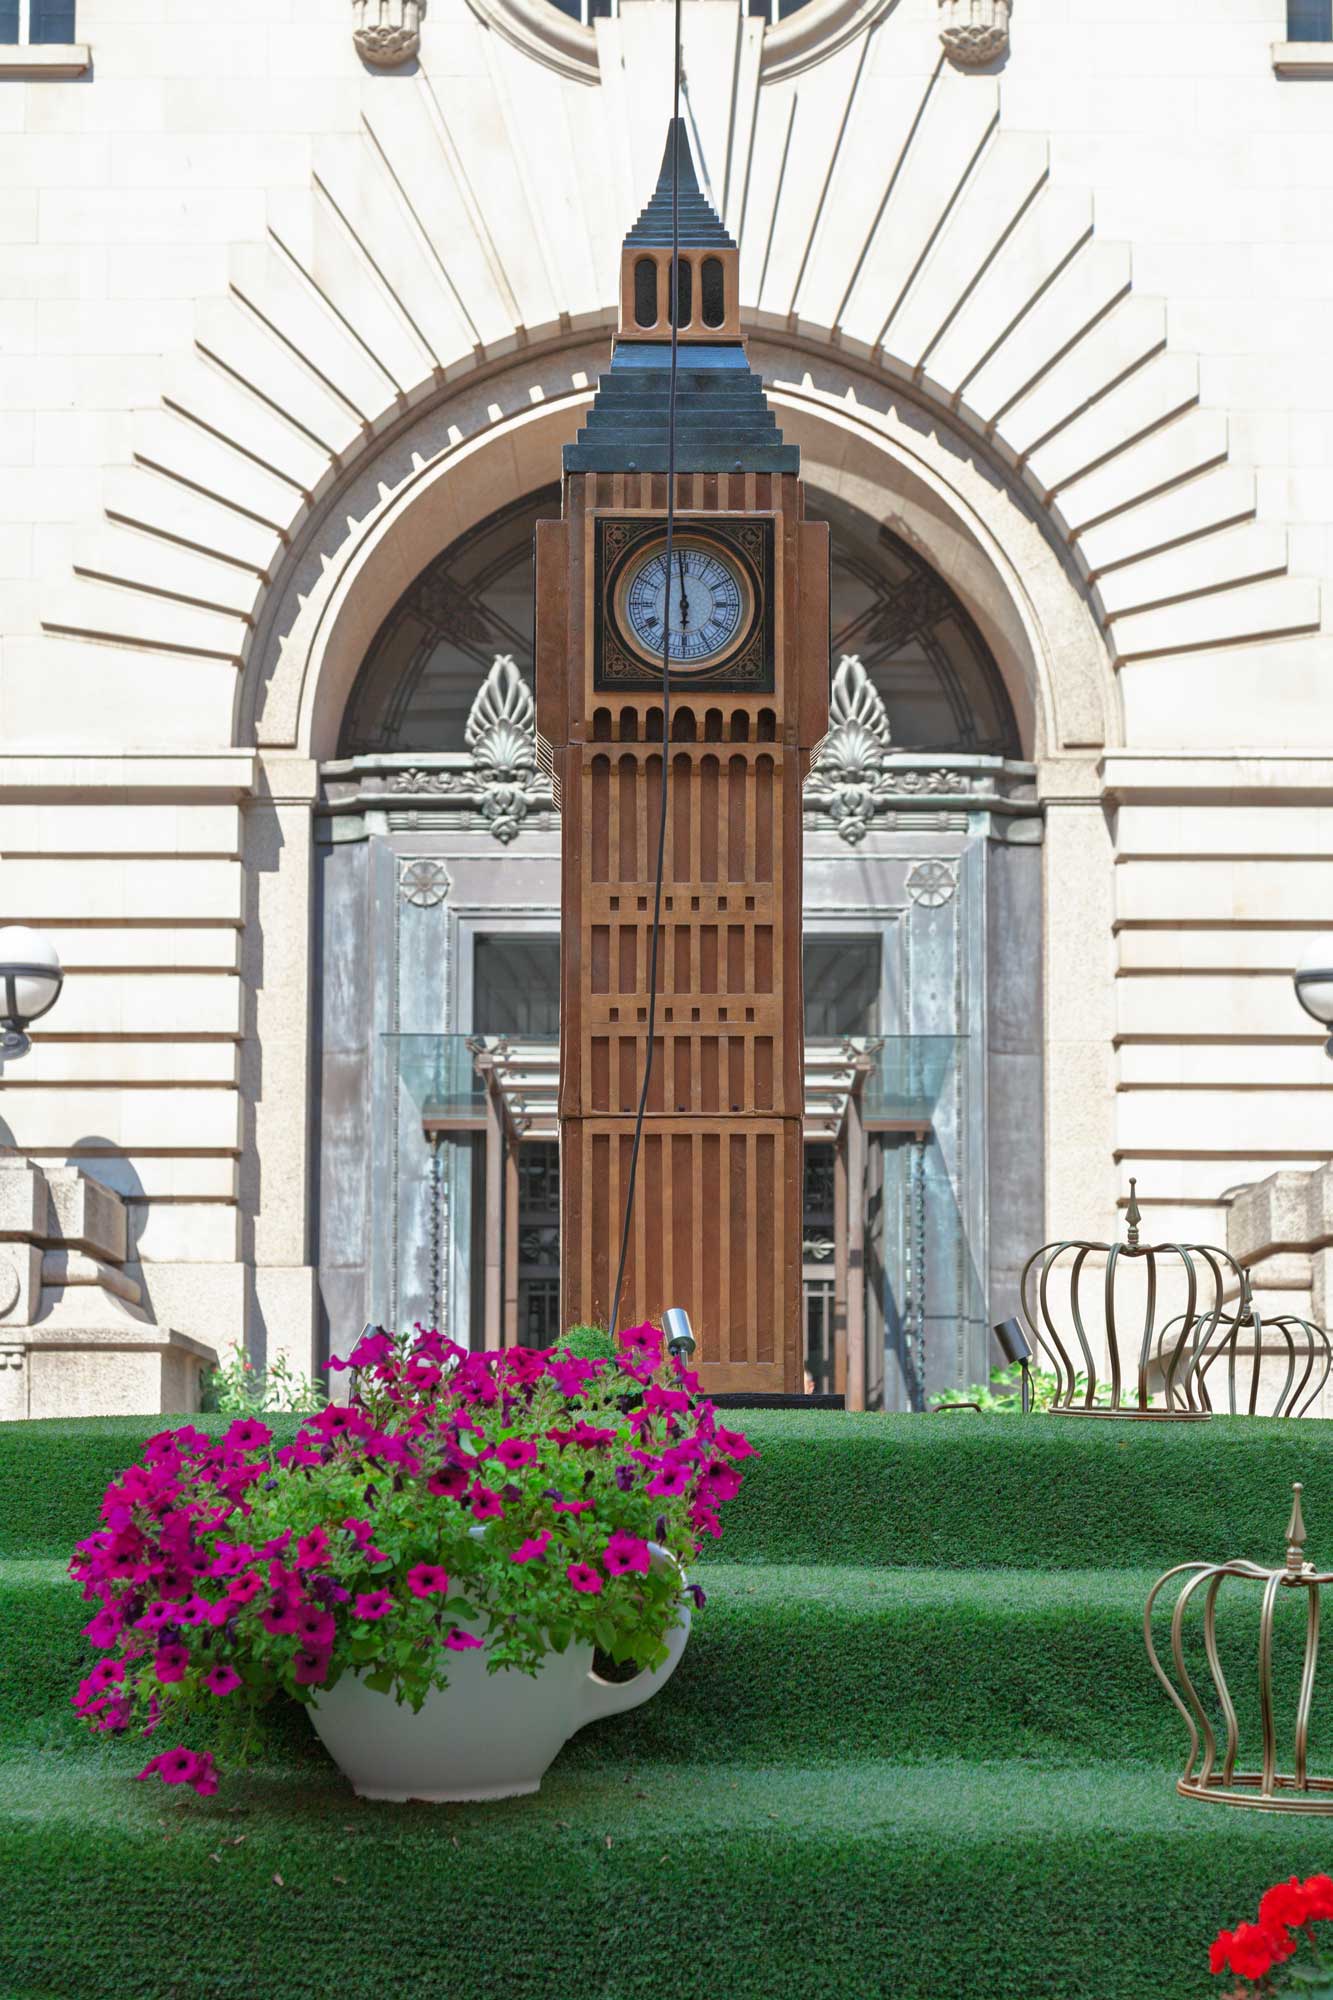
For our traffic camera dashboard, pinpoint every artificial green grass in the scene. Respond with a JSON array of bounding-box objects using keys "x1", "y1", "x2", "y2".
[
  {"x1": 0, "y1": 1749, "x2": 1326, "y2": 2000},
  {"x1": 6, "y1": 1411, "x2": 1333, "y2": 1999},
  {"x1": 16, "y1": 1556, "x2": 1333, "y2": 1772},
  {"x1": 6, "y1": 1408, "x2": 1331, "y2": 1567}
]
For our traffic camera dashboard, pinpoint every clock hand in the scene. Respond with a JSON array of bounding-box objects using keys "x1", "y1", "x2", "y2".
[{"x1": 676, "y1": 550, "x2": 690, "y2": 629}]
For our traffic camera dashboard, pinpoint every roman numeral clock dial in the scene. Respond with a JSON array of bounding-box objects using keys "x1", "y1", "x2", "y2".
[{"x1": 619, "y1": 537, "x2": 752, "y2": 672}]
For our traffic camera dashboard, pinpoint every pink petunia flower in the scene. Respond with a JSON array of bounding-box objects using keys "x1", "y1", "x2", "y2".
[
  {"x1": 223, "y1": 1417, "x2": 272, "y2": 1453},
  {"x1": 567, "y1": 1562, "x2": 603, "y2": 1595},
  {"x1": 295, "y1": 1528, "x2": 330, "y2": 1570},
  {"x1": 354, "y1": 1589, "x2": 393, "y2": 1620},
  {"x1": 81, "y1": 1607, "x2": 122, "y2": 1648},
  {"x1": 154, "y1": 1644, "x2": 191, "y2": 1684},
  {"x1": 645, "y1": 1463, "x2": 693, "y2": 1498},
  {"x1": 495, "y1": 1437, "x2": 539, "y2": 1471},
  {"x1": 138, "y1": 1745, "x2": 200, "y2": 1787},
  {"x1": 260, "y1": 1594, "x2": 302, "y2": 1637},
  {"x1": 445, "y1": 1627, "x2": 483, "y2": 1651},
  {"x1": 406, "y1": 1563, "x2": 450, "y2": 1599},
  {"x1": 203, "y1": 1664, "x2": 242, "y2": 1697},
  {"x1": 469, "y1": 1486, "x2": 504, "y2": 1523},
  {"x1": 603, "y1": 1530, "x2": 651, "y2": 1576},
  {"x1": 550, "y1": 1497, "x2": 594, "y2": 1515},
  {"x1": 294, "y1": 1604, "x2": 336, "y2": 1649},
  {"x1": 426, "y1": 1467, "x2": 469, "y2": 1499},
  {"x1": 225, "y1": 1572, "x2": 263, "y2": 1605},
  {"x1": 712, "y1": 1425, "x2": 756, "y2": 1459},
  {"x1": 292, "y1": 1649, "x2": 330, "y2": 1687},
  {"x1": 511, "y1": 1531, "x2": 552, "y2": 1564}
]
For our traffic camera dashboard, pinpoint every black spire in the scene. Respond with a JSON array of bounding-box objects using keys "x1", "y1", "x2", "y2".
[{"x1": 624, "y1": 118, "x2": 735, "y2": 251}]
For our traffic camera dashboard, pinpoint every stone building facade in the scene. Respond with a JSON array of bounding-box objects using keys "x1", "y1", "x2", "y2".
[{"x1": 2, "y1": 0, "x2": 1331, "y2": 1407}]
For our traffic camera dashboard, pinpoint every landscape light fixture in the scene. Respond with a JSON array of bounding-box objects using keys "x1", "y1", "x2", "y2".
[
  {"x1": 1294, "y1": 939, "x2": 1333, "y2": 1057},
  {"x1": 663, "y1": 1308, "x2": 696, "y2": 1362},
  {"x1": 993, "y1": 1315, "x2": 1034, "y2": 1414},
  {"x1": 0, "y1": 926, "x2": 63, "y2": 1060}
]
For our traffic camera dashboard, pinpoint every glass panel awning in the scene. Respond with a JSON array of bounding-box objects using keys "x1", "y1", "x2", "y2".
[{"x1": 386, "y1": 1033, "x2": 962, "y2": 1144}]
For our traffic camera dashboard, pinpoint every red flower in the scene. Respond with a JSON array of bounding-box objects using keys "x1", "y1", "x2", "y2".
[
  {"x1": 1260, "y1": 1876, "x2": 1311, "y2": 1932},
  {"x1": 1209, "y1": 1930, "x2": 1234, "y2": 1976},
  {"x1": 1302, "y1": 1874, "x2": 1333, "y2": 1922},
  {"x1": 1227, "y1": 1922, "x2": 1289, "y2": 1982}
]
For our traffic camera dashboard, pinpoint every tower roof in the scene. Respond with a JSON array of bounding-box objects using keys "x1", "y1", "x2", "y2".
[{"x1": 623, "y1": 118, "x2": 736, "y2": 252}]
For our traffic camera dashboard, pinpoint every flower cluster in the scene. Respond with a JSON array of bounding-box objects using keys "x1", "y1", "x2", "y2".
[
  {"x1": 1210, "y1": 1875, "x2": 1333, "y2": 1991},
  {"x1": 70, "y1": 1322, "x2": 751, "y2": 1791}
]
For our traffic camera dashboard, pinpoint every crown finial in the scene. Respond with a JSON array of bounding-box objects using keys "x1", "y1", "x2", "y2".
[
  {"x1": 1125, "y1": 1177, "x2": 1141, "y2": 1250},
  {"x1": 1287, "y1": 1483, "x2": 1309, "y2": 1574}
]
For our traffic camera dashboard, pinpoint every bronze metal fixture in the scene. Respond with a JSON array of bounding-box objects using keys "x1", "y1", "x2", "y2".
[
  {"x1": 1146, "y1": 1484, "x2": 1333, "y2": 1813},
  {"x1": 1158, "y1": 1270, "x2": 1333, "y2": 1419},
  {"x1": 1018, "y1": 1179, "x2": 1245, "y2": 1420}
]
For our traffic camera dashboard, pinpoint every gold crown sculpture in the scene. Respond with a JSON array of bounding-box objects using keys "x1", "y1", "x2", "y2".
[
  {"x1": 1019, "y1": 1179, "x2": 1245, "y2": 1420},
  {"x1": 1182, "y1": 1272, "x2": 1333, "y2": 1419},
  {"x1": 1146, "y1": 1485, "x2": 1333, "y2": 1813}
]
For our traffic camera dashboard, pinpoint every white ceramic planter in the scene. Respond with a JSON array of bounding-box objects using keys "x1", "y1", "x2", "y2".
[{"x1": 308, "y1": 1547, "x2": 691, "y2": 1802}]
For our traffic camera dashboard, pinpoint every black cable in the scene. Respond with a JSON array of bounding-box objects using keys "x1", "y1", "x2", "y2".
[{"x1": 609, "y1": 7, "x2": 683, "y2": 1343}]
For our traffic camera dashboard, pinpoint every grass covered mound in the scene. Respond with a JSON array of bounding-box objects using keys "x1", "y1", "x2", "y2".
[
  {"x1": 4, "y1": 1407, "x2": 1329, "y2": 1565},
  {"x1": 4, "y1": 1408, "x2": 1332, "y2": 1999}
]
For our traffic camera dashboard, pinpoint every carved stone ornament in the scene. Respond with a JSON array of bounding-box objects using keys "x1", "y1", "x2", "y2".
[
  {"x1": 399, "y1": 859, "x2": 450, "y2": 908},
  {"x1": 352, "y1": 0, "x2": 422, "y2": 67},
  {"x1": 387, "y1": 656, "x2": 551, "y2": 844},
  {"x1": 938, "y1": 0, "x2": 1010, "y2": 66},
  {"x1": 804, "y1": 656, "x2": 894, "y2": 845},
  {"x1": 906, "y1": 859, "x2": 959, "y2": 909}
]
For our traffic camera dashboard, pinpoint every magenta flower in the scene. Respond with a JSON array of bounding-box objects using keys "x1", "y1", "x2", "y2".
[
  {"x1": 495, "y1": 1436, "x2": 539, "y2": 1471},
  {"x1": 204, "y1": 1664, "x2": 242, "y2": 1697},
  {"x1": 354, "y1": 1589, "x2": 393, "y2": 1620},
  {"x1": 406, "y1": 1563, "x2": 450, "y2": 1599},
  {"x1": 426, "y1": 1467, "x2": 469, "y2": 1499},
  {"x1": 81, "y1": 1607, "x2": 122, "y2": 1648},
  {"x1": 700, "y1": 1460, "x2": 743, "y2": 1502},
  {"x1": 567, "y1": 1562, "x2": 603, "y2": 1595},
  {"x1": 550, "y1": 1497, "x2": 594, "y2": 1515},
  {"x1": 138, "y1": 1746, "x2": 200, "y2": 1787},
  {"x1": 603, "y1": 1530, "x2": 651, "y2": 1576},
  {"x1": 260, "y1": 1594, "x2": 302, "y2": 1636},
  {"x1": 135, "y1": 1600, "x2": 180, "y2": 1631},
  {"x1": 295, "y1": 1528, "x2": 330, "y2": 1570},
  {"x1": 191, "y1": 1751, "x2": 219, "y2": 1796},
  {"x1": 572, "y1": 1421, "x2": 618, "y2": 1448},
  {"x1": 469, "y1": 1486, "x2": 504, "y2": 1523},
  {"x1": 511, "y1": 1531, "x2": 551, "y2": 1564},
  {"x1": 225, "y1": 1572, "x2": 263, "y2": 1605},
  {"x1": 712, "y1": 1425, "x2": 755, "y2": 1459},
  {"x1": 223, "y1": 1417, "x2": 272, "y2": 1453},
  {"x1": 294, "y1": 1604, "x2": 336, "y2": 1648},
  {"x1": 445, "y1": 1627, "x2": 483, "y2": 1651},
  {"x1": 292, "y1": 1649, "x2": 330, "y2": 1686},
  {"x1": 154, "y1": 1644, "x2": 191, "y2": 1684},
  {"x1": 646, "y1": 1463, "x2": 693, "y2": 1498}
]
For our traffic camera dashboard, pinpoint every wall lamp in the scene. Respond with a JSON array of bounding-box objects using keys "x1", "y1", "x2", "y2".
[
  {"x1": 1295, "y1": 940, "x2": 1333, "y2": 1057},
  {"x1": 0, "y1": 926, "x2": 64, "y2": 1060}
]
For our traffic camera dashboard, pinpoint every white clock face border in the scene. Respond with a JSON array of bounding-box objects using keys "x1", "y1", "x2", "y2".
[
  {"x1": 617, "y1": 535, "x2": 751, "y2": 671},
  {"x1": 612, "y1": 532, "x2": 758, "y2": 675}
]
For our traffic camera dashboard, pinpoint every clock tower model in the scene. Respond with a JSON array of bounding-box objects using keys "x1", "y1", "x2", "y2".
[{"x1": 535, "y1": 123, "x2": 829, "y2": 1393}]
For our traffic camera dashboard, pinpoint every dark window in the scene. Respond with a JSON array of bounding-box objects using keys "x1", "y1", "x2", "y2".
[
  {"x1": 473, "y1": 935, "x2": 560, "y2": 1036},
  {"x1": 671, "y1": 256, "x2": 692, "y2": 328},
  {"x1": 341, "y1": 483, "x2": 1021, "y2": 761},
  {"x1": 701, "y1": 256, "x2": 726, "y2": 328},
  {"x1": 1289, "y1": 0, "x2": 1333, "y2": 35},
  {"x1": 804, "y1": 937, "x2": 880, "y2": 1038},
  {"x1": 0, "y1": 2, "x2": 19, "y2": 41},
  {"x1": 31, "y1": 0, "x2": 76, "y2": 38},
  {"x1": 634, "y1": 256, "x2": 658, "y2": 329}
]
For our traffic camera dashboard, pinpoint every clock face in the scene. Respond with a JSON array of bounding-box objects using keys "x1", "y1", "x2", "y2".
[{"x1": 619, "y1": 537, "x2": 752, "y2": 672}]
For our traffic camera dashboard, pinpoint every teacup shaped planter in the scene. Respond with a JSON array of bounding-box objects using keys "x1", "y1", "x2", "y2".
[{"x1": 309, "y1": 1544, "x2": 690, "y2": 1802}]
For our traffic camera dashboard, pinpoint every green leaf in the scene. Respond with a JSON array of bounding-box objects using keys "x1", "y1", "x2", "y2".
[{"x1": 362, "y1": 1667, "x2": 394, "y2": 1694}]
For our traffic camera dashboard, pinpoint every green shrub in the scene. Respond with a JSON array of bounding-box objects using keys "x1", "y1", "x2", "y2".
[{"x1": 559, "y1": 1322, "x2": 617, "y2": 1361}]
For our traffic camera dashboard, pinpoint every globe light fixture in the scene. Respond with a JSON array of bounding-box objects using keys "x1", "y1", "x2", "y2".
[
  {"x1": 1294, "y1": 938, "x2": 1333, "y2": 1057},
  {"x1": 0, "y1": 926, "x2": 64, "y2": 1059}
]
